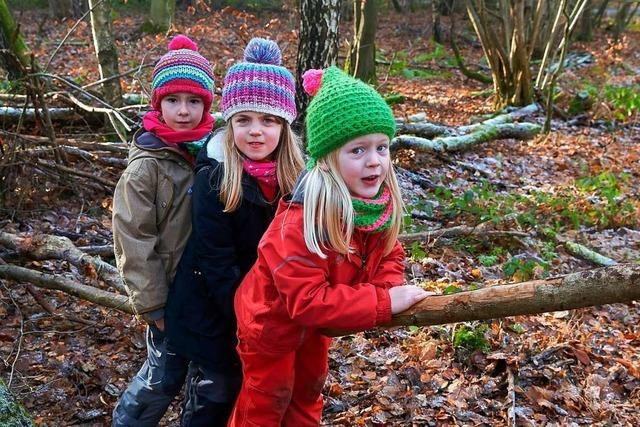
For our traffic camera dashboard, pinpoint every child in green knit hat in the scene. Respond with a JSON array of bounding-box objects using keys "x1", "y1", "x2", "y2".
[{"x1": 228, "y1": 66, "x2": 431, "y2": 426}]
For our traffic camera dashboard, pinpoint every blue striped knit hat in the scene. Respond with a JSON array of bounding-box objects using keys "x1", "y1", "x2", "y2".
[
  {"x1": 151, "y1": 35, "x2": 215, "y2": 113},
  {"x1": 221, "y1": 38, "x2": 297, "y2": 124}
]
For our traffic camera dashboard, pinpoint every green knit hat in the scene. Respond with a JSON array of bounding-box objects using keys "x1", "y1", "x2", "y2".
[{"x1": 302, "y1": 66, "x2": 396, "y2": 169}]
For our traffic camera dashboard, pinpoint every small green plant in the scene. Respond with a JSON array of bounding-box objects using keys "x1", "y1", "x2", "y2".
[
  {"x1": 443, "y1": 285, "x2": 463, "y2": 295},
  {"x1": 603, "y1": 84, "x2": 640, "y2": 121},
  {"x1": 453, "y1": 324, "x2": 490, "y2": 352},
  {"x1": 508, "y1": 323, "x2": 526, "y2": 334},
  {"x1": 414, "y1": 43, "x2": 447, "y2": 63},
  {"x1": 409, "y1": 241, "x2": 427, "y2": 260},
  {"x1": 478, "y1": 254, "x2": 499, "y2": 267},
  {"x1": 540, "y1": 241, "x2": 558, "y2": 262},
  {"x1": 502, "y1": 257, "x2": 549, "y2": 281}
]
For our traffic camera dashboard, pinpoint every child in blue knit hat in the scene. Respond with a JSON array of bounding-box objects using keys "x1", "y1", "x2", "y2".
[{"x1": 162, "y1": 37, "x2": 304, "y2": 426}]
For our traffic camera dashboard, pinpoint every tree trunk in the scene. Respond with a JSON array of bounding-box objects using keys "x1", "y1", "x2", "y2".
[
  {"x1": 295, "y1": 0, "x2": 341, "y2": 132},
  {"x1": 465, "y1": 0, "x2": 534, "y2": 109},
  {"x1": 348, "y1": 0, "x2": 378, "y2": 84},
  {"x1": 145, "y1": 0, "x2": 176, "y2": 34},
  {"x1": 88, "y1": 0, "x2": 122, "y2": 107},
  {"x1": 0, "y1": 0, "x2": 30, "y2": 77},
  {"x1": 48, "y1": 0, "x2": 88, "y2": 19},
  {"x1": 576, "y1": 0, "x2": 595, "y2": 41},
  {"x1": 432, "y1": 0, "x2": 443, "y2": 43}
]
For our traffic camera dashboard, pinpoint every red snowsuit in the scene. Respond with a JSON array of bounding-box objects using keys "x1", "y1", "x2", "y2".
[{"x1": 229, "y1": 198, "x2": 405, "y2": 426}]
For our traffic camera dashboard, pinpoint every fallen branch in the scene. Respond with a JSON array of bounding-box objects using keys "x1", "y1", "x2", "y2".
[
  {"x1": 36, "y1": 158, "x2": 117, "y2": 188},
  {"x1": 26, "y1": 285, "x2": 95, "y2": 325},
  {"x1": 562, "y1": 239, "x2": 617, "y2": 267},
  {"x1": 391, "y1": 122, "x2": 541, "y2": 153},
  {"x1": 0, "y1": 231, "x2": 124, "y2": 293},
  {"x1": 0, "y1": 106, "x2": 102, "y2": 124},
  {"x1": 399, "y1": 225, "x2": 529, "y2": 244},
  {"x1": 78, "y1": 245, "x2": 114, "y2": 258},
  {"x1": 0, "y1": 264, "x2": 132, "y2": 314},
  {"x1": 0, "y1": 131, "x2": 129, "y2": 154},
  {"x1": 324, "y1": 263, "x2": 640, "y2": 336}
]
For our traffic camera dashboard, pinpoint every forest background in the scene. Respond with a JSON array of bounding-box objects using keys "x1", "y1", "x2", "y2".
[{"x1": 0, "y1": 0, "x2": 639, "y2": 425}]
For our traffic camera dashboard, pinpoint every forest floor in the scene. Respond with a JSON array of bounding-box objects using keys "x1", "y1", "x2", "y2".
[{"x1": 1, "y1": 4, "x2": 639, "y2": 426}]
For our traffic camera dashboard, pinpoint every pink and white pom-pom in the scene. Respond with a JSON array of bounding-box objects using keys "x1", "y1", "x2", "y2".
[{"x1": 302, "y1": 69, "x2": 323, "y2": 96}]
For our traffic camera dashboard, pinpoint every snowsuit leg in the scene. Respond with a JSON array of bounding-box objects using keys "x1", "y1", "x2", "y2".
[{"x1": 228, "y1": 331, "x2": 331, "y2": 427}]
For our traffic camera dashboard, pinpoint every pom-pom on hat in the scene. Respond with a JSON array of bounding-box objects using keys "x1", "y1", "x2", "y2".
[
  {"x1": 221, "y1": 38, "x2": 297, "y2": 124},
  {"x1": 151, "y1": 35, "x2": 215, "y2": 113},
  {"x1": 303, "y1": 66, "x2": 396, "y2": 169}
]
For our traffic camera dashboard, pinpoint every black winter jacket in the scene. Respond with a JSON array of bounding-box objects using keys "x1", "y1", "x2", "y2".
[{"x1": 164, "y1": 133, "x2": 279, "y2": 371}]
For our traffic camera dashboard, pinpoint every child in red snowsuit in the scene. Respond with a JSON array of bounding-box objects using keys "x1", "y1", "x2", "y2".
[{"x1": 228, "y1": 66, "x2": 431, "y2": 426}]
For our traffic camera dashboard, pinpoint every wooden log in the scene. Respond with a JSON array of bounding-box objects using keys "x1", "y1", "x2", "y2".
[
  {"x1": 563, "y1": 240, "x2": 617, "y2": 267},
  {"x1": 0, "y1": 106, "x2": 103, "y2": 123},
  {"x1": 324, "y1": 264, "x2": 640, "y2": 336},
  {"x1": 0, "y1": 232, "x2": 125, "y2": 293},
  {"x1": 390, "y1": 263, "x2": 640, "y2": 327},
  {"x1": 398, "y1": 225, "x2": 529, "y2": 244},
  {"x1": 0, "y1": 264, "x2": 133, "y2": 314},
  {"x1": 391, "y1": 122, "x2": 541, "y2": 153}
]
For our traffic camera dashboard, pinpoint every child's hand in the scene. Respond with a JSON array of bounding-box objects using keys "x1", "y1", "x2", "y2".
[{"x1": 389, "y1": 286, "x2": 433, "y2": 314}]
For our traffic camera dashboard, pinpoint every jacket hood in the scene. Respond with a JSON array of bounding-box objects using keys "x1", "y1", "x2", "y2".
[{"x1": 195, "y1": 127, "x2": 225, "y2": 173}]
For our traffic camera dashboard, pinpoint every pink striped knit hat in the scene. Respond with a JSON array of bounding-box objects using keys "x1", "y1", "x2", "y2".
[
  {"x1": 221, "y1": 38, "x2": 297, "y2": 124},
  {"x1": 151, "y1": 35, "x2": 215, "y2": 113}
]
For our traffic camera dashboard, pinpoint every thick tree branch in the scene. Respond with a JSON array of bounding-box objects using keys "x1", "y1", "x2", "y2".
[
  {"x1": 391, "y1": 263, "x2": 640, "y2": 327},
  {"x1": 0, "y1": 264, "x2": 133, "y2": 314},
  {"x1": 0, "y1": 231, "x2": 124, "y2": 293}
]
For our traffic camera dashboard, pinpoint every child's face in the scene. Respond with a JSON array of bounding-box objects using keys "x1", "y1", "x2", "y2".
[
  {"x1": 160, "y1": 92, "x2": 205, "y2": 131},
  {"x1": 337, "y1": 133, "x2": 390, "y2": 199},
  {"x1": 231, "y1": 111, "x2": 283, "y2": 161}
]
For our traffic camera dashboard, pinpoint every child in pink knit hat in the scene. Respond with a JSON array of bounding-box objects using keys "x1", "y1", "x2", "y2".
[{"x1": 111, "y1": 34, "x2": 215, "y2": 427}]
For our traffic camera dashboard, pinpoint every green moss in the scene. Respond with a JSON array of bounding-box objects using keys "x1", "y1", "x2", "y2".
[{"x1": 0, "y1": 378, "x2": 34, "y2": 427}]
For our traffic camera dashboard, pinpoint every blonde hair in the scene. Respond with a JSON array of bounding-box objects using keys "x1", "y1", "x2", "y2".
[
  {"x1": 219, "y1": 119, "x2": 304, "y2": 212},
  {"x1": 300, "y1": 150, "x2": 404, "y2": 258}
]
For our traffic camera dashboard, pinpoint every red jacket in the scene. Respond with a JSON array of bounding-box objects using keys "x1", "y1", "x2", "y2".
[{"x1": 234, "y1": 198, "x2": 405, "y2": 354}]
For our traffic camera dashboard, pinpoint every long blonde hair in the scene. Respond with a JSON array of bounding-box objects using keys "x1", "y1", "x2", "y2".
[
  {"x1": 219, "y1": 119, "x2": 304, "y2": 212},
  {"x1": 300, "y1": 151, "x2": 404, "y2": 258}
]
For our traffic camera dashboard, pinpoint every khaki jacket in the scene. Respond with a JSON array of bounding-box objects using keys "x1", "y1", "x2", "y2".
[{"x1": 112, "y1": 133, "x2": 196, "y2": 320}]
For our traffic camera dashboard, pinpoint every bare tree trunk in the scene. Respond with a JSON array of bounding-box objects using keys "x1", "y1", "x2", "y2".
[
  {"x1": 295, "y1": 0, "x2": 341, "y2": 132},
  {"x1": 465, "y1": 0, "x2": 535, "y2": 108},
  {"x1": 145, "y1": 0, "x2": 176, "y2": 34},
  {"x1": 348, "y1": 0, "x2": 378, "y2": 84},
  {"x1": 432, "y1": 0, "x2": 443, "y2": 43},
  {"x1": 0, "y1": 0, "x2": 30, "y2": 77},
  {"x1": 48, "y1": 0, "x2": 88, "y2": 19},
  {"x1": 88, "y1": 0, "x2": 122, "y2": 108}
]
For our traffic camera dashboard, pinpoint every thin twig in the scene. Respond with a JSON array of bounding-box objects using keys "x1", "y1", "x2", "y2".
[{"x1": 1, "y1": 281, "x2": 24, "y2": 388}]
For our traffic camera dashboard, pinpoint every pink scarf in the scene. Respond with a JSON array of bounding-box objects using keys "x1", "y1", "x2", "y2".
[
  {"x1": 243, "y1": 159, "x2": 278, "y2": 202},
  {"x1": 142, "y1": 110, "x2": 214, "y2": 145}
]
